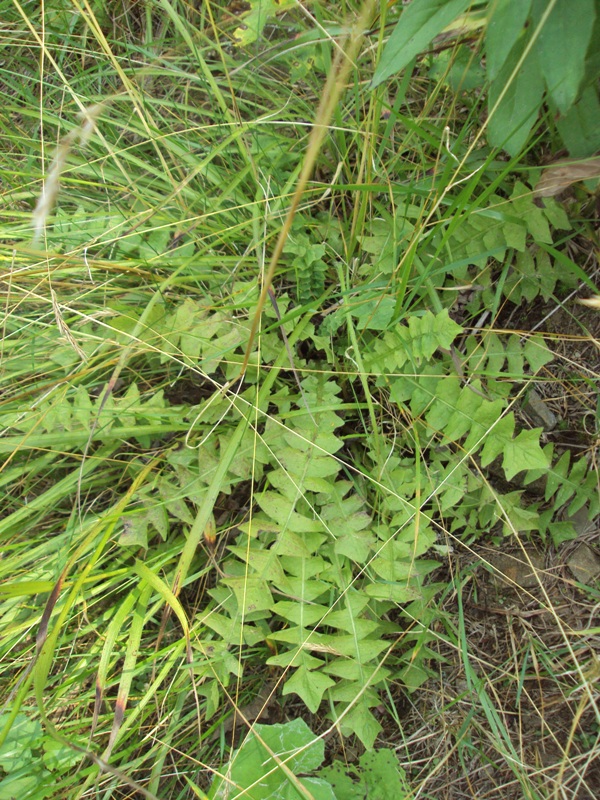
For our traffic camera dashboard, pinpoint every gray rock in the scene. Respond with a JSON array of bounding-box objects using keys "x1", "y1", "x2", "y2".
[
  {"x1": 567, "y1": 543, "x2": 600, "y2": 585},
  {"x1": 523, "y1": 389, "x2": 558, "y2": 431}
]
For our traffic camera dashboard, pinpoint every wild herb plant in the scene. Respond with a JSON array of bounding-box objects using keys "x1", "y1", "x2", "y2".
[{"x1": 1, "y1": 1, "x2": 598, "y2": 798}]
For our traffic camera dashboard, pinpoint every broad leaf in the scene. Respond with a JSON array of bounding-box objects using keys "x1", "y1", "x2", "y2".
[
  {"x1": 0, "y1": 770, "x2": 53, "y2": 800},
  {"x1": 488, "y1": 38, "x2": 545, "y2": 155},
  {"x1": 555, "y1": 84, "x2": 600, "y2": 157},
  {"x1": 272, "y1": 574, "x2": 330, "y2": 603},
  {"x1": 509, "y1": 181, "x2": 552, "y2": 243},
  {"x1": 531, "y1": 0, "x2": 596, "y2": 114},
  {"x1": 198, "y1": 610, "x2": 242, "y2": 644},
  {"x1": 0, "y1": 714, "x2": 42, "y2": 772},
  {"x1": 371, "y1": 0, "x2": 472, "y2": 88},
  {"x1": 429, "y1": 44, "x2": 486, "y2": 92},
  {"x1": 209, "y1": 718, "x2": 331, "y2": 800},
  {"x1": 397, "y1": 660, "x2": 431, "y2": 691},
  {"x1": 320, "y1": 749, "x2": 408, "y2": 800},
  {"x1": 486, "y1": 0, "x2": 532, "y2": 81}
]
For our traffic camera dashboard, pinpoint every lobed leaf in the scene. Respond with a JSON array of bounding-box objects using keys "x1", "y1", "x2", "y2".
[
  {"x1": 282, "y1": 666, "x2": 335, "y2": 713},
  {"x1": 502, "y1": 428, "x2": 548, "y2": 481}
]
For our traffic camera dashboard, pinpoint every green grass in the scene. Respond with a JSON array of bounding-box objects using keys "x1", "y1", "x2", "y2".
[{"x1": 1, "y1": 2, "x2": 599, "y2": 799}]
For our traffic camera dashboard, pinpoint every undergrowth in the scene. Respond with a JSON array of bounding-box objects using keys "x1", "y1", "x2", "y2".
[{"x1": 1, "y1": 2, "x2": 598, "y2": 799}]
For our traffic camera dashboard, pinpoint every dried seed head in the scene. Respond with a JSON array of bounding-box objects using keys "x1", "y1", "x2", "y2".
[{"x1": 32, "y1": 102, "x2": 105, "y2": 246}]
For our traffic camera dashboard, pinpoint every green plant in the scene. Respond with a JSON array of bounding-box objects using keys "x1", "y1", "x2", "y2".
[
  {"x1": 208, "y1": 719, "x2": 333, "y2": 800},
  {"x1": 372, "y1": 0, "x2": 600, "y2": 156},
  {"x1": 206, "y1": 718, "x2": 410, "y2": 800},
  {"x1": 0, "y1": 714, "x2": 79, "y2": 800},
  {"x1": 319, "y1": 747, "x2": 412, "y2": 799}
]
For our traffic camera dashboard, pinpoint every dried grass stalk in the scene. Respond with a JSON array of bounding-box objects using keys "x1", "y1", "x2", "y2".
[{"x1": 32, "y1": 103, "x2": 104, "y2": 246}]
